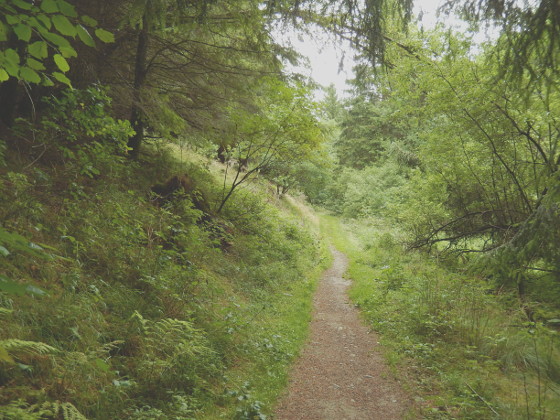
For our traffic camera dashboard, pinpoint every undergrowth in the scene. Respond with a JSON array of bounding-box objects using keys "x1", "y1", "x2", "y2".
[
  {"x1": 0, "y1": 87, "x2": 327, "y2": 419},
  {"x1": 320, "y1": 214, "x2": 560, "y2": 419}
]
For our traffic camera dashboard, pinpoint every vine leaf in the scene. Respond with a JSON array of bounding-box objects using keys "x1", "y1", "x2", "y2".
[
  {"x1": 52, "y1": 14, "x2": 77, "y2": 37},
  {"x1": 95, "y1": 28, "x2": 114, "y2": 43},
  {"x1": 53, "y1": 54, "x2": 69, "y2": 72}
]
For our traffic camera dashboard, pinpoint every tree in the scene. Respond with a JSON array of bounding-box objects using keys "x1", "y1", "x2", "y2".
[
  {"x1": 123, "y1": 0, "x2": 213, "y2": 158},
  {"x1": 213, "y1": 78, "x2": 323, "y2": 213},
  {"x1": 443, "y1": 0, "x2": 560, "y2": 91},
  {"x1": 73, "y1": 0, "x2": 285, "y2": 159}
]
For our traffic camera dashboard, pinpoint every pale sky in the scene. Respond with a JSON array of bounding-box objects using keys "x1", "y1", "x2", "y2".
[{"x1": 277, "y1": 0, "x2": 495, "y2": 100}]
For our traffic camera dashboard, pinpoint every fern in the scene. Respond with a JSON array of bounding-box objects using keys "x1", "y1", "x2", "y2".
[
  {"x1": 46, "y1": 401, "x2": 88, "y2": 420},
  {"x1": 131, "y1": 313, "x2": 220, "y2": 390},
  {"x1": 0, "y1": 400, "x2": 88, "y2": 420},
  {"x1": 1, "y1": 339, "x2": 58, "y2": 359},
  {"x1": 0, "y1": 307, "x2": 13, "y2": 317}
]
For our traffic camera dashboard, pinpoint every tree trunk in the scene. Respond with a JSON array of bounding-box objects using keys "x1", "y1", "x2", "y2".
[{"x1": 128, "y1": 16, "x2": 149, "y2": 159}]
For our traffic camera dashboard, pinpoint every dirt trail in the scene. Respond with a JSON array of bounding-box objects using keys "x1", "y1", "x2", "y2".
[{"x1": 275, "y1": 248, "x2": 409, "y2": 420}]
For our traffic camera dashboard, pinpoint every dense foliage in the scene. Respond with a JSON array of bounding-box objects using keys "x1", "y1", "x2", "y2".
[
  {"x1": 0, "y1": 2, "x2": 334, "y2": 415},
  {"x1": 2, "y1": 0, "x2": 560, "y2": 418},
  {"x1": 0, "y1": 86, "x2": 326, "y2": 418},
  {"x1": 311, "y1": 5, "x2": 560, "y2": 417}
]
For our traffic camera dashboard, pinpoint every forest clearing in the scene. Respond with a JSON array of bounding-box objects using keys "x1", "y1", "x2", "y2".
[{"x1": 1, "y1": 0, "x2": 560, "y2": 419}]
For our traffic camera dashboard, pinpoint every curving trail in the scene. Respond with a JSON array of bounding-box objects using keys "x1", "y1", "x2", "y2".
[{"x1": 275, "y1": 248, "x2": 409, "y2": 420}]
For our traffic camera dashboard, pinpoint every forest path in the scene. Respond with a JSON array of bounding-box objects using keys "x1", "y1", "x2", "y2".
[{"x1": 274, "y1": 248, "x2": 409, "y2": 419}]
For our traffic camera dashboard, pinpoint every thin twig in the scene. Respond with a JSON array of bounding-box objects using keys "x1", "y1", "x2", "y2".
[{"x1": 465, "y1": 382, "x2": 500, "y2": 417}]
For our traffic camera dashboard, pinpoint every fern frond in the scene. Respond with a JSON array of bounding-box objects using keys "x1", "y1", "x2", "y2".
[
  {"x1": 100, "y1": 340, "x2": 125, "y2": 354},
  {"x1": 1, "y1": 339, "x2": 58, "y2": 358},
  {"x1": 152, "y1": 318, "x2": 198, "y2": 336},
  {"x1": 129, "y1": 310, "x2": 148, "y2": 333},
  {"x1": 0, "y1": 307, "x2": 12, "y2": 317},
  {"x1": 32, "y1": 401, "x2": 88, "y2": 420},
  {"x1": 0, "y1": 400, "x2": 88, "y2": 420}
]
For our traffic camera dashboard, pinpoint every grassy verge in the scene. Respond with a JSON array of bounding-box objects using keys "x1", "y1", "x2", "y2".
[
  {"x1": 199, "y1": 198, "x2": 330, "y2": 419},
  {"x1": 319, "y1": 214, "x2": 560, "y2": 419}
]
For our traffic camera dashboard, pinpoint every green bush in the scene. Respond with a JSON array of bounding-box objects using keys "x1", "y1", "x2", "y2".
[{"x1": 11, "y1": 86, "x2": 132, "y2": 179}]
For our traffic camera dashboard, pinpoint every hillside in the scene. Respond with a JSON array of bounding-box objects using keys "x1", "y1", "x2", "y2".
[{"x1": 0, "y1": 112, "x2": 327, "y2": 418}]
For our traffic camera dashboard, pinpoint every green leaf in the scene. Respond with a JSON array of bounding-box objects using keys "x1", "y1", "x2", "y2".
[
  {"x1": 4, "y1": 64, "x2": 19, "y2": 77},
  {"x1": 52, "y1": 14, "x2": 77, "y2": 37},
  {"x1": 0, "y1": 275, "x2": 28, "y2": 296},
  {"x1": 0, "y1": 275, "x2": 48, "y2": 297},
  {"x1": 0, "y1": 22, "x2": 8, "y2": 42},
  {"x1": 4, "y1": 49, "x2": 21, "y2": 76},
  {"x1": 0, "y1": 227, "x2": 51, "y2": 259},
  {"x1": 59, "y1": 46, "x2": 77, "y2": 58},
  {"x1": 0, "y1": 308, "x2": 13, "y2": 317},
  {"x1": 53, "y1": 54, "x2": 69, "y2": 72},
  {"x1": 28, "y1": 243, "x2": 44, "y2": 253},
  {"x1": 42, "y1": 31, "x2": 71, "y2": 49},
  {"x1": 76, "y1": 24, "x2": 95, "y2": 47},
  {"x1": 37, "y1": 15, "x2": 52, "y2": 30},
  {"x1": 0, "y1": 245, "x2": 9, "y2": 256},
  {"x1": 6, "y1": 15, "x2": 21, "y2": 25},
  {"x1": 13, "y1": 24, "x2": 32, "y2": 42},
  {"x1": 28, "y1": 41, "x2": 48, "y2": 59},
  {"x1": 95, "y1": 358, "x2": 110, "y2": 372},
  {"x1": 20, "y1": 67, "x2": 42, "y2": 83},
  {"x1": 42, "y1": 75, "x2": 55, "y2": 87},
  {"x1": 56, "y1": 0, "x2": 77, "y2": 18},
  {"x1": 5, "y1": 49, "x2": 20, "y2": 65},
  {"x1": 95, "y1": 28, "x2": 114, "y2": 43},
  {"x1": 41, "y1": 0, "x2": 59, "y2": 13},
  {"x1": 0, "y1": 69, "x2": 9, "y2": 82},
  {"x1": 52, "y1": 71, "x2": 72, "y2": 87},
  {"x1": 26, "y1": 285, "x2": 47, "y2": 296},
  {"x1": 26, "y1": 58, "x2": 46, "y2": 71},
  {"x1": 81, "y1": 15, "x2": 98, "y2": 27},
  {"x1": 0, "y1": 346, "x2": 15, "y2": 364},
  {"x1": 18, "y1": 363, "x2": 33, "y2": 372},
  {"x1": 13, "y1": 0, "x2": 33, "y2": 10},
  {"x1": 26, "y1": 17, "x2": 42, "y2": 30}
]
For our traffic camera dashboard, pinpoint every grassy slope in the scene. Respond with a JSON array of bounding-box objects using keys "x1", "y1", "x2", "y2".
[
  {"x1": 320, "y1": 214, "x2": 560, "y2": 419},
  {"x1": 0, "y1": 145, "x2": 328, "y2": 419}
]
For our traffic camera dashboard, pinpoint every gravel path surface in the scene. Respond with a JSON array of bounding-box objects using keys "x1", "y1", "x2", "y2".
[{"x1": 275, "y1": 248, "x2": 409, "y2": 420}]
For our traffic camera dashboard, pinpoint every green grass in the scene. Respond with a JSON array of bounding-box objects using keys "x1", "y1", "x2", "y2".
[
  {"x1": 319, "y1": 214, "x2": 560, "y2": 419},
  {"x1": 0, "y1": 142, "x2": 329, "y2": 419}
]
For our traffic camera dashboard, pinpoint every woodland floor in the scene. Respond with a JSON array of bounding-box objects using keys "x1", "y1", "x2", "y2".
[{"x1": 275, "y1": 248, "x2": 410, "y2": 420}]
